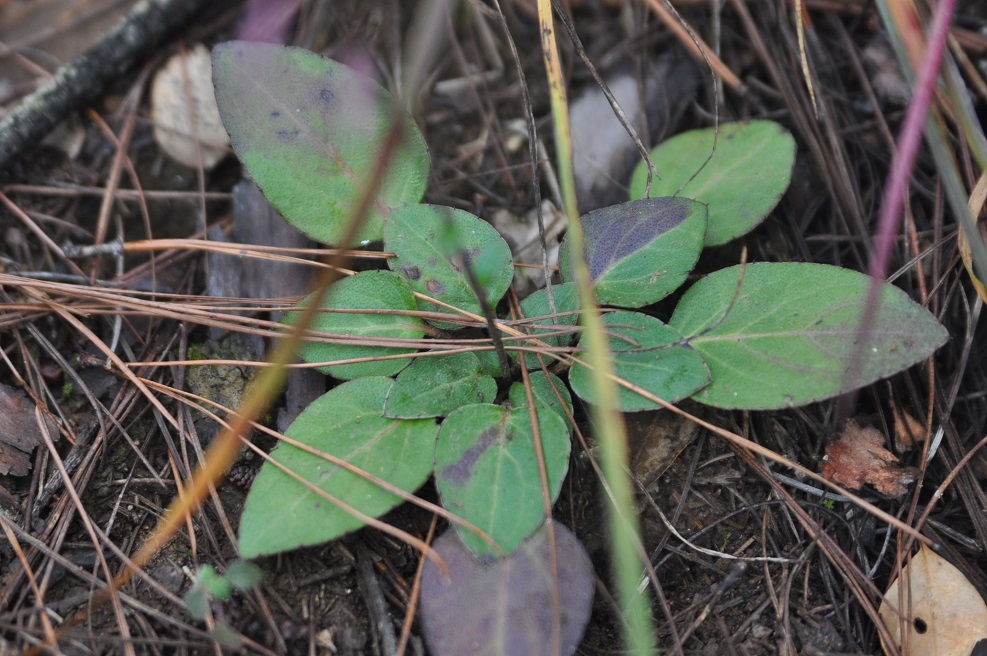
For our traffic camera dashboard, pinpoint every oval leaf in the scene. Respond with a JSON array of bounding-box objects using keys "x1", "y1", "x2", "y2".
[
  {"x1": 384, "y1": 351, "x2": 497, "y2": 419},
  {"x1": 559, "y1": 197, "x2": 707, "y2": 308},
  {"x1": 212, "y1": 41, "x2": 429, "y2": 245},
  {"x1": 570, "y1": 311, "x2": 710, "y2": 412},
  {"x1": 515, "y1": 283, "x2": 580, "y2": 368},
  {"x1": 239, "y1": 377, "x2": 437, "y2": 558},
  {"x1": 878, "y1": 545, "x2": 987, "y2": 656},
  {"x1": 629, "y1": 121, "x2": 795, "y2": 246},
  {"x1": 669, "y1": 263, "x2": 949, "y2": 409},
  {"x1": 509, "y1": 371, "x2": 573, "y2": 426},
  {"x1": 421, "y1": 524, "x2": 594, "y2": 656},
  {"x1": 385, "y1": 204, "x2": 514, "y2": 328},
  {"x1": 435, "y1": 404, "x2": 570, "y2": 557},
  {"x1": 285, "y1": 270, "x2": 425, "y2": 380},
  {"x1": 475, "y1": 349, "x2": 504, "y2": 377}
]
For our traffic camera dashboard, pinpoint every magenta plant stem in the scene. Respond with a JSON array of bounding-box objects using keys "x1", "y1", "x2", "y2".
[
  {"x1": 869, "y1": 0, "x2": 954, "y2": 285},
  {"x1": 840, "y1": 0, "x2": 954, "y2": 420}
]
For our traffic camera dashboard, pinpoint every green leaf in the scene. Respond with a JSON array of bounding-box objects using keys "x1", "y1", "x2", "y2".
[
  {"x1": 384, "y1": 352, "x2": 497, "y2": 419},
  {"x1": 385, "y1": 204, "x2": 514, "y2": 329},
  {"x1": 629, "y1": 121, "x2": 795, "y2": 246},
  {"x1": 239, "y1": 377, "x2": 437, "y2": 558},
  {"x1": 195, "y1": 564, "x2": 230, "y2": 599},
  {"x1": 285, "y1": 270, "x2": 425, "y2": 380},
  {"x1": 420, "y1": 524, "x2": 594, "y2": 656},
  {"x1": 212, "y1": 42, "x2": 429, "y2": 245},
  {"x1": 509, "y1": 371, "x2": 573, "y2": 427},
  {"x1": 183, "y1": 587, "x2": 209, "y2": 621},
  {"x1": 669, "y1": 263, "x2": 949, "y2": 409},
  {"x1": 474, "y1": 349, "x2": 504, "y2": 377},
  {"x1": 435, "y1": 404, "x2": 570, "y2": 557},
  {"x1": 209, "y1": 622, "x2": 245, "y2": 650},
  {"x1": 515, "y1": 282, "x2": 580, "y2": 367},
  {"x1": 560, "y1": 198, "x2": 707, "y2": 308},
  {"x1": 224, "y1": 561, "x2": 263, "y2": 590},
  {"x1": 569, "y1": 311, "x2": 710, "y2": 412}
]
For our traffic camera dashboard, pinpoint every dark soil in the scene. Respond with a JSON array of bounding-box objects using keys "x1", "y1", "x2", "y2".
[{"x1": 2, "y1": 0, "x2": 987, "y2": 654}]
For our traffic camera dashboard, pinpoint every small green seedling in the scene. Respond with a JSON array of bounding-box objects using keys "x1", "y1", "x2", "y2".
[
  {"x1": 184, "y1": 560, "x2": 263, "y2": 648},
  {"x1": 211, "y1": 41, "x2": 948, "y2": 654}
]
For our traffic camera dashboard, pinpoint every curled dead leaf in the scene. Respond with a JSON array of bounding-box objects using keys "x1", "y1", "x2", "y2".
[
  {"x1": 821, "y1": 419, "x2": 917, "y2": 498},
  {"x1": 627, "y1": 406, "x2": 700, "y2": 489},
  {"x1": 958, "y1": 171, "x2": 987, "y2": 303}
]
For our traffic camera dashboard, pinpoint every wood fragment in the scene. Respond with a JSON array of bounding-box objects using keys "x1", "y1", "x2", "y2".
[{"x1": 0, "y1": 0, "x2": 206, "y2": 173}]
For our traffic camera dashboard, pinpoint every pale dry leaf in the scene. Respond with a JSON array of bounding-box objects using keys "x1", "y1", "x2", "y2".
[
  {"x1": 151, "y1": 44, "x2": 230, "y2": 169},
  {"x1": 821, "y1": 419, "x2": 917, "y2": 498},
  {"x1": 879, "y1": 545, "x2": 987, "y2": 656}
]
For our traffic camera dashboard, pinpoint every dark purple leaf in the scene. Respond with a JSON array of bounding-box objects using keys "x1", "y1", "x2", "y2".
[
  {"x1": 559, "y1": 197, "x2": 706, "y2": 308},
  {"x1": 421, "y1": 524, "x2": 594, "y2": 656}
]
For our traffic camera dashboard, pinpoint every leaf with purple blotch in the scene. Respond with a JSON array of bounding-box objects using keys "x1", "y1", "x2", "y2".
[
  {"x1": 559, "y1": 197, "x2": 706, "y2": 309},
  {"x1": 385, "y1": 204, "x2": 514, "y2": 329},
  {"x1": 420, "y1": 524, "x2": 594, "y2": 656},
  {"x1": 435, "y1": 403, "x2": 570, "y2": 557},
  {"x1": 212, "y1": 41, "x2": 429, "y2": 246}
]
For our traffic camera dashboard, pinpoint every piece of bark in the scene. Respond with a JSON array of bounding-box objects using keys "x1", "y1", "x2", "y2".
[
  {"x1": 230, "y1": 181, "x2": 324, "y2": 431},
  {"x1": 0, "y1": 0, "x2": 206, "y2": 173},
  {"x1": 0, "y1": 382, "x2": 58, "y2": 476}
]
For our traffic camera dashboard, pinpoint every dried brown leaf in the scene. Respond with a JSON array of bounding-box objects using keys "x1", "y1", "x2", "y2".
[
  {"x1": 0, "y1": 383, "x2": 54, "y2": 476},
  {"x1": 893, "y1": 406, "x2": 926, "y2": 451},
  {"x1": 151, "y1": 44, "x2": 230, "y2": 169},
  {"x1": 627, "y1": 407, "x2": 700, "y2": 488},
  {"x1": 821, "y1": 419, "x2": 917, "y2": 498}
]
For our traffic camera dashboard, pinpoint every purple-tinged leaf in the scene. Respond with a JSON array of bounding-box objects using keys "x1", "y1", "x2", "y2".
[
  {"x1": 212, "y1": 41, "x2": 429, "y2": 246},
  {"x1": 421, "y1": 524, "x2": 594, "y2": 656},
  {"x1": 385, "y1": 204, "x2": 514, "y2": 329},
  {"x1": 435, "y1": 403, "x2": 570, "y2": 557},
  {"x1": 559, "y1": 197, "x2": 706, "y2": 308}
]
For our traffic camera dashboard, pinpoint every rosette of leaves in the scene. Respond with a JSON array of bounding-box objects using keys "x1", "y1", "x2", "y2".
[{"x1": 213, "y1": 41, "x2": 949, "y2": 656}]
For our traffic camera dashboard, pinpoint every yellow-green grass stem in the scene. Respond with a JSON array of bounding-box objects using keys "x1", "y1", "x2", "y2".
[{"x1": 535, "y1": 2, "x2": 656, "y2": 653}]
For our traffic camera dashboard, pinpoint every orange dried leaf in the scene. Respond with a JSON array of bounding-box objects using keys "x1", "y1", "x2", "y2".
[
  {"x1": 892, "y1": 407, "x2": 925, "y2": 451},
  {"x1": 821, "y1": 419, "x2": 917, "y2": 498}
]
